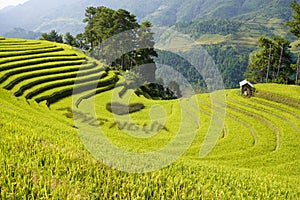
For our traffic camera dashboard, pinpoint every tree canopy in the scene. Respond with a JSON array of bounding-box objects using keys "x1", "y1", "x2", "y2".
[
  {"x1": 244, "y1": 36, "x2": 294, "y2": 84},
  {"x1": 40, "y1": 30, "x2": 63, "y2": 43},
  {"x1": 286, "y1": 0, "x2": 300, "y2": 85},
  {"x1": 81, "y1": 6, "x2": 158, "y2": 83}
]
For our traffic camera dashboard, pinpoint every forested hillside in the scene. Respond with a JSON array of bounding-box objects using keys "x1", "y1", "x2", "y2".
[
  {"x1": 168, "y1": 17, "x2": 295, "y2": 88},
  {"x1": 1, "y1": 0, "x2": 297, "y2": 89},
  {"x1": 0, "y1": 0, "x2": 294, "y2": 36}
]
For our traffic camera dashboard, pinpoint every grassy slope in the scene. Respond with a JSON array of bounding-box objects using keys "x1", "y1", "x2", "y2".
[{"x1": 0, "y1": 37, "x2": 299, "y2": 198}]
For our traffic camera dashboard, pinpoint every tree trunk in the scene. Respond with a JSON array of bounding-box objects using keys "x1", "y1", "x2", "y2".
[
  {"x1": 260, "y1": 74, "x2": 263, "y2": 83},
  {"x1": 296, "y1": 52, "x2": 300, "y2": 85},
  {"x1": 266, "y1": 44, "x2": 272, "y2": 83},
  {"x1": 276, "y1": 46, "x2": 283, "y2": 81},
  {"x1": 121, "y1": 54, "x2": 125, "y2": 70}
]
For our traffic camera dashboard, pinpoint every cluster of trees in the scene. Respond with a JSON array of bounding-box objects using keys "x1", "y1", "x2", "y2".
[
  {"x1": 135, "y1": 82, "x2": 179, "y2": 100},
  {"x1": 41, "y1": 6, "x2": 157, "y2": 83},
  {"x1": 204, "y1": 45, "x2": 252, "y2": 88},
  {"x1": 286, "y1": 0, "x2": 300, "y2": 85},
  {"x1": 245, "y1": 0, "x2": 300, "y2": 85},
  {"x1": 39, "y1": 1, "x2": 300, "y2": 92},
  {"x1": 173, "y1": 19, "x2": 275, "y2": 88},
  {"x1": 155, "y1": 50, "x2": 207, "y2": 91},
  {"x1": 41, "y1": 6, "x2": 185, "y2": 99},
  {"x1": 244, "y1": 36, "x2": 294, "y2": 84},
  {"x1": 156, "y1": 45, "x2": 252, "y2": 89},
  {"x1": 40, "y1": 30, "x2": 83, "y2": 48},
  {"x1": 82, "y1": 7, "x2": 157, "y2": 76},
  {"x1": 175, "y1": 19, "x2": 242, "y2": 37}
]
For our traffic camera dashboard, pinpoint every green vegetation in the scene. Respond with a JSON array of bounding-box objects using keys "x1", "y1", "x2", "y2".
[
  {"x1": 172, "y1": 17, "x2": 295, "y2": 88},
  {"x1": 106, "y1": 102, "x2": 145, "y2": 115},
  {"x1": 155, "y1": 49, "x2": 208, "y2": 90},
  {"x1": 0, "y1": 36, "x2": 299, "y2": 198},
  {"x1": 196, "y1": 34, "x2": 228, "y2": 45},
  {"x1": 40, "y1": 30, "x2": 63, "y2": 43},
  {"x1": 155, "y1": 44, "x2": 252, "y2": 89},
  {"x1": 139, "y1": 0, "x2": 293, "y2": 26},
  {"x1": 0, "y1": 37, "x2": 119, "y2": 107},
  {"x1": 42, "y1": 7, "x2": 157, "y2": 76},
  {"x1": 204, "y1": 45, "x2": 252, "y2": 88},
  {"x1": 0, "y1": 0, "x2": 293, "y2": 37},
  {"x1": 244, "y1": 36, "x2": 294, "y2": 84},
  {"x1": 286, "y1": 0, "x2": 300, "y2": 84},
  {"x1": 134, "y1": 82, "x2": 178, "y2": 100},
  {"x1": 243, "y1": 0, "x2": 300, "y2": 85},
  {"x1": 175, "y1": 19, "x2": 242, "y2": 37},
  {"x1": 168, "y1": 1, "x2": 300, "y2": 89},
  {"x1": 40, "y1": 7, "x2": 160, "y2": 98},
  {"x1": 31, "y1": 2, "x2": 297, "y2": 90}
]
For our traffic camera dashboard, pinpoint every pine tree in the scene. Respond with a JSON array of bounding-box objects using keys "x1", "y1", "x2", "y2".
[
  {"x1": 244, "y1": 36, "x2": 293, "y2": 83},
  {"x1": 286, "y1": 0, "x2": 300, "y2": 85},
  {"x1": 40, "y1": 30, "x2": 63, "y2": 43}
]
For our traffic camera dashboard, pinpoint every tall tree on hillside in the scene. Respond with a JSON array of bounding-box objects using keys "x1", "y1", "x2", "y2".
[
  {"x1": 40, "y1": 30, "x2": 63, "y2": 43},
  {"x1": 75, "y1": 33, "x2": 88, "y2": 50},
  {"x1": 272, "y1": 36, "x2": 293, "y2": 82},
  {"x1": 245, "y1": 36, "x2": 293, "y2": 84},
  {"x1": 64, "y1": 32, "x2": 77, "y2": 47},
  {"x1": 286, "y1": 0, "x2": 300, "y2": 85},
  {"x1": 83, "y1": 6, "x2": 157, "y2": 78},
  {"x1": 113, "y1": 9, "x2": 139, "y2": 34},
  {"x1": 112, "y1": 9, "x2": 140, "y2": 71},
  {"x1": 83, "y1": 7, "x2": 139, "y2": 52},
  {"x1": 258, "y1": 36, "x2": 275, "y2": 83},
  {"x1": 135, "y1": 21, "x2": 158, "y2": 82},
  {"x1": 83, "y1": 6, "x2": 99, "y2": 50},
  {"x1": 244, "y1": 51, "x2": 268, "y2": 83}
]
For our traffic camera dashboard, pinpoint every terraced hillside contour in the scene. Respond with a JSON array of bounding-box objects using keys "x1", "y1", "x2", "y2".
[
  {"x1": 0, "y1": 37, "x2": 299, "y2": 198},
  {"x1": 0, "y1": 37, "x2": 118, "y2": 107}
]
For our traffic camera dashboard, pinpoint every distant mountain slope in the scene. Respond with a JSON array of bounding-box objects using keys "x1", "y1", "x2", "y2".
[
  {"x1": 0, "y1": 0, "x2": 294, "y2": 36},
  {"x1": 0, "y1": 0, "x2": 86, "y2": 35}
]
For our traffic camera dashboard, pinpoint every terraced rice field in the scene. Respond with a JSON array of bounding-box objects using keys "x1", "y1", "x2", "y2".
[
  {"x1": 0, "y1": 37, "x2": 299, "y2": 199},
  {"x1": 0, "y1": 38, "x2": 118, "y2": 107}
]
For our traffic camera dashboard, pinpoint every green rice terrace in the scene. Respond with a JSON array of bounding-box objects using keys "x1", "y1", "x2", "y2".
[{"x1": 0, "y1": 37, "x2": 300, "y2": 199}]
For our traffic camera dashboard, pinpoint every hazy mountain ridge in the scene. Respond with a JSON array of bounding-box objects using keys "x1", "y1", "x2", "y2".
[{"x1": 0, "y1": 0, "x2": 294, "y2": 36}]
